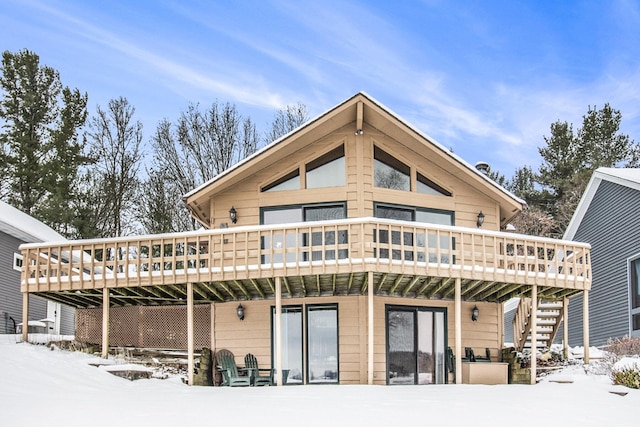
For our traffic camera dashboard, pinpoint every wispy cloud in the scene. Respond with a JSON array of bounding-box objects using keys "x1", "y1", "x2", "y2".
[
  {"x1": 7, "y1": 0, "x2": 640, "y2": 177},
  {"x1": 23, "y1": 0, "x2": 287, "y2": 110}
]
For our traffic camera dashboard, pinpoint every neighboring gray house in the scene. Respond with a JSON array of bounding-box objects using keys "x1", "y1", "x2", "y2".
[
  {"x1": 0, "y1": 200, "x2": 74, "y2": 335},
  {"x1": 562, "y1": 168, "x2": 640, "y2": 347}
]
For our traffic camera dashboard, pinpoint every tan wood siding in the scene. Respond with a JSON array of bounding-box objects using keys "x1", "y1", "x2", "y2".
[
  {"x1": 71, "y1": 292, "x2": 544, "y2": 384},
  {"x1": 210, "y1": 296, "x2": 363, "y2": 384},
  {"x1": 204, "y1": 118, "x2": 506, "y2": 231}
]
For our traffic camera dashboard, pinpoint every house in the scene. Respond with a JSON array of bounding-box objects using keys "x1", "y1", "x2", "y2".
[
  {"x1": 19, "y1": 92, "x2": 592, "y2": 385},
  {"x1": 0, "y1": 200, "x2": 74, "y2": 335},
  {"x1": 562, "y1": 167, "x2": 640, "y2": 347}
]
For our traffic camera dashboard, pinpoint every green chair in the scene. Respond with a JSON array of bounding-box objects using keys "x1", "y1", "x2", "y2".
[
  {"x1": 446, "y1": 347, "x2": 456, "y2": 383},
  {"x1": 464, "y1": 347, "x2": 476, "y2": 362},
  {"x1": 216, "y1": 349, "x2": 251, "y2": 387},
  {"x1": 244, "y1": 353, "x2": 274, "y2": 386}
]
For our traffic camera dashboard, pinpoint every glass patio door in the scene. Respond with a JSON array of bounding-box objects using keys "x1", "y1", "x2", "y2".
[
  {"x1": 272, "y1": 306, "x2": 303, "y2": 384},
  {"x1": 387, "y1": 306, "x2": 447, "y2": 385}
]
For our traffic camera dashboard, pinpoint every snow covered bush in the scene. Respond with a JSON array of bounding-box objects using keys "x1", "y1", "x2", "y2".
[{"x1": 611, "y1": 358, "x2": 640, "y2": 389}]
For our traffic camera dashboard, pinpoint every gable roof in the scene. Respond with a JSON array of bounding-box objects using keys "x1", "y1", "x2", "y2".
[
  {"x1": 0, "y1": 200, "x2": 65, "y2": 243},
  {"x1": 564, "y1": 167, "x2": 640, "y2": 240},
  {"x1": 184, "y1": 92, "x2": 525, "y2": 225}
]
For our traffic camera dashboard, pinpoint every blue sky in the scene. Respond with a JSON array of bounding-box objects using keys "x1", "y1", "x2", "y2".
[{"x1": 2, "y1": 0, "x2": 640, "y2": 178}]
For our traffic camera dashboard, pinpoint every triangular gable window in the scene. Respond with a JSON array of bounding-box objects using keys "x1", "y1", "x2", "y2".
[
  {"x1": 262, "y1": 169, "x2": 300, "y2": 192},
  {"x1": 374, "y1": 146, "x2": 410, "y2": 191},
  {"x1": 306, "y1": 145, "x2": 345, "y2": 189},
  {"x1": 417, "y1": 173, "x2": 451, "y2": 197}
]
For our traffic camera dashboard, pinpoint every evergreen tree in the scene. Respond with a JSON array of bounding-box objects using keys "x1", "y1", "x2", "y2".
[
  {"x1": 579, "y1": 103, "x2": 639, "y2": 171},
  {"x1": 517, "y1": 104, "x2": 638, "y2": 237},
  {"x1": 0, "y1": 49, "x2": 89, "y2": 233},
  {"x1": 537, "y1": 121, "x2": 581, "y2": 201}
]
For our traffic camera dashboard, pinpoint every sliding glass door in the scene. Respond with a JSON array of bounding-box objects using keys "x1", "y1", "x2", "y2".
[
  {"x1": 272, "y1": 306, "x2": 303, "y2": 384},
  {"x1": 272, "y1": 304, "x2": 339, "y2": 384},
  {"x1": 387, "y1": 306, "x2": 447, "y2": 385},
  {"x1": 307, "y1": 305, "x2": 339, "y2": 383}
]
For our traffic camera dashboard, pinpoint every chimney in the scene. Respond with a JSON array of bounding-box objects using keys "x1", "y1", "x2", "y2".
[{"x1": 475, "y1": 161, "x2": 490, "y2": 175}]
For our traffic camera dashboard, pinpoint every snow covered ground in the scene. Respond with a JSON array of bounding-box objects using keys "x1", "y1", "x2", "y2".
[{"x1": 0, "y1": 335, "x2": 638, "y2": 427}]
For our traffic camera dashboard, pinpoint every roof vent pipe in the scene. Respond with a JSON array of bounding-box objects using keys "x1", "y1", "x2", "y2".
[{"x1": 475, "y1": 161, "x2": 490, "y2": 175}]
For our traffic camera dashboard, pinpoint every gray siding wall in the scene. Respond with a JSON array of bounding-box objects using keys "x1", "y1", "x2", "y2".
[
  {"x1": 0, "y1": 231, "x2": 74, "y2": 335},
  {"x1": 568, "y1": 180, "x2": 640, "y2": 347},
  {"x1": 504, "y1": 307, "x2": 515, "y2": 345}
]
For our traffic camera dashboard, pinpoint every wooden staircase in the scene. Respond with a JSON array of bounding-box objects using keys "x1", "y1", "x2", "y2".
[{"x1": 513, "y1": 298, "x2": 564, "y2": 352}]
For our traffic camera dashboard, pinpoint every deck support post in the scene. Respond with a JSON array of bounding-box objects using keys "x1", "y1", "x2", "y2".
[
  {"x1": 21, "y1": 292, "x2": 29, "y2": 343},
  {"x1": 367, "y1": 271, "x2": 374, "y2": 385},
  {"x1": 563, "y1": 296, "x2": 569, "y2": 359},
  {"x1": 530, "y1": 285, "x2": 537, "y2": 385},
  {"x1": 275, "y1": 277, "x2": 283, "y2": 386},
  {"x1": 583, "y1": 290, "x2": 589, "y2": 364},
  {"x1": 102, "y1": 288, "x2": 109, "y2": 359},
  {"x1": 454, "y1": 277, "x2": 462, "y2": 384},
  {"x1": 187, "y1": 282, "x2": 194, "y2": 386},
  {"x1": 210, "y1": 303, "x2": 216, "y2": 353}
]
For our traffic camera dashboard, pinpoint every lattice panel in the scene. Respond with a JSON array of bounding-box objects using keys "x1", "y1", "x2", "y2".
[
  {"x1": 110, "y1": 306, "x2": 140, "y2": 346},
  {"x1": 76, "y1": 309, "x2": 102, "y2": 344},
  {"x1": 76, "y1": 304, "x2": 211, "y2": 349}
]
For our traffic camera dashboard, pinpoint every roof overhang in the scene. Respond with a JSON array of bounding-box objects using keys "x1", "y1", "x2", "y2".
[{"x1": 564, "y1": 167, "x2": 640, "y2": 240}]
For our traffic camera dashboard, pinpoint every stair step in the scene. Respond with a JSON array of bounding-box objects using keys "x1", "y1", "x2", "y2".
[
  {"x1": 539, "y1": 302, "x2": 563, "y2": 308},
  {"x1": 514, "y1": 299, "x2": 564, "y2": 352},
  {"x1": 537, "y1": 312, "x2": 561, "y2": 318},
  {"x1": 536, "y1": 320, "x2": 557, "y2": 326},
  {"x1": 523, "y1": 343, "x2": 548, "y2": 349}
]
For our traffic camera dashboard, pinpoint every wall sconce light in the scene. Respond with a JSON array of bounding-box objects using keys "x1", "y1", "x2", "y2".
[
  {"x1": 355, "y1": 129, "x2": 363, "y2": 135},
  {"x1": 471, "y1": 305, "x2": 479, "y2": 322},
  {"x1": 229, "y1": 206, "x2": 237, "y2": 224},
  {"x1": 237, "y1": 303, "x2": 245, "y2": 321},
  {"x1": 476, "y1": 211, "x2": 485, "y2": 228}
]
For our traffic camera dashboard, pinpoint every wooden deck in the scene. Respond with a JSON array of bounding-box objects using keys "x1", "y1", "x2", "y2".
[{"x1": 20, "y1": 217, "x2": 591, "y2": 308}]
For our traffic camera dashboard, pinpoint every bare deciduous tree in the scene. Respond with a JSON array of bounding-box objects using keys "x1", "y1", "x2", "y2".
[
  {"x1": 142, "y1": 102, "x2": 260, "y2": 233},
  {"x1": 85, "y1": 97, "x2": 143, "y2": 237},
  {"x1": 265, "y1": 102, "x2": 309, "y2": 143}
]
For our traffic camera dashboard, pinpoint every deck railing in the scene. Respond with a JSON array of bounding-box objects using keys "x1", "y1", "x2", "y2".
[{"x1": 21, "y1": 217, "x2": 591, "y2": 293}]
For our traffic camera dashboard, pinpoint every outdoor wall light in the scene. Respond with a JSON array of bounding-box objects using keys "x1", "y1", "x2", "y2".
[
  {"x1": 476, "y1": 211, "x2": 485, "y2": 228},
  {"x1": 229, "y1": 206, "x2": 237, "y2": 224},
  {"x1": 471, "y1": 305, "x2": 479, "y2": 322},
  {"x1": 237, "y1": 303, "x2": 245, "y2": 321}
]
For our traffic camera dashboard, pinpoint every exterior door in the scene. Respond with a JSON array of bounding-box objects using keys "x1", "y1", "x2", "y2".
[{"x1": 387, "y1": 306, "x2": 447, "y2": 385}]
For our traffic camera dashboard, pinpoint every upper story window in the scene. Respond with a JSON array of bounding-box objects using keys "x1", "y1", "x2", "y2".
[
  {"x1": 306, "y1": 145, "x2": 345, "y2": 189},
  {"x1": 375, "y1": 203, "x2": 454, "y2": 226},
  {"x1": 261, "y1": 202, "x2": 348, "y2": 263},
  {"x1": 374, "y1": 147, "x2": 410, "y2": 191},
  {"x1": 13, "y1": 253, "x2": 23, "y2": 272},
  {"x1": 262, "y1": 169, "x2": 300, "y2": 192},
  {"x1": 417, "y1": 173, "x2": 451, "y2": 197}
]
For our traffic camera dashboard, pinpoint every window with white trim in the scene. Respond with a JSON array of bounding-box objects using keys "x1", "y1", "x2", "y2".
[{"x1": 13, "y1": 253, "x2": 23, "y2": 272}]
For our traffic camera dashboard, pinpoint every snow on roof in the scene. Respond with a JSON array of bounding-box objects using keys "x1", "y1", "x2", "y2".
[
  {"x1": 0, "y1": 200, "x2": 66, "y2": 243},
  {"x1": 564, "y1": 167, "x2": 640, "y2": 240},
  {"x1": 595, "y1": 167, "x2": 640, "y2": 188}
]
